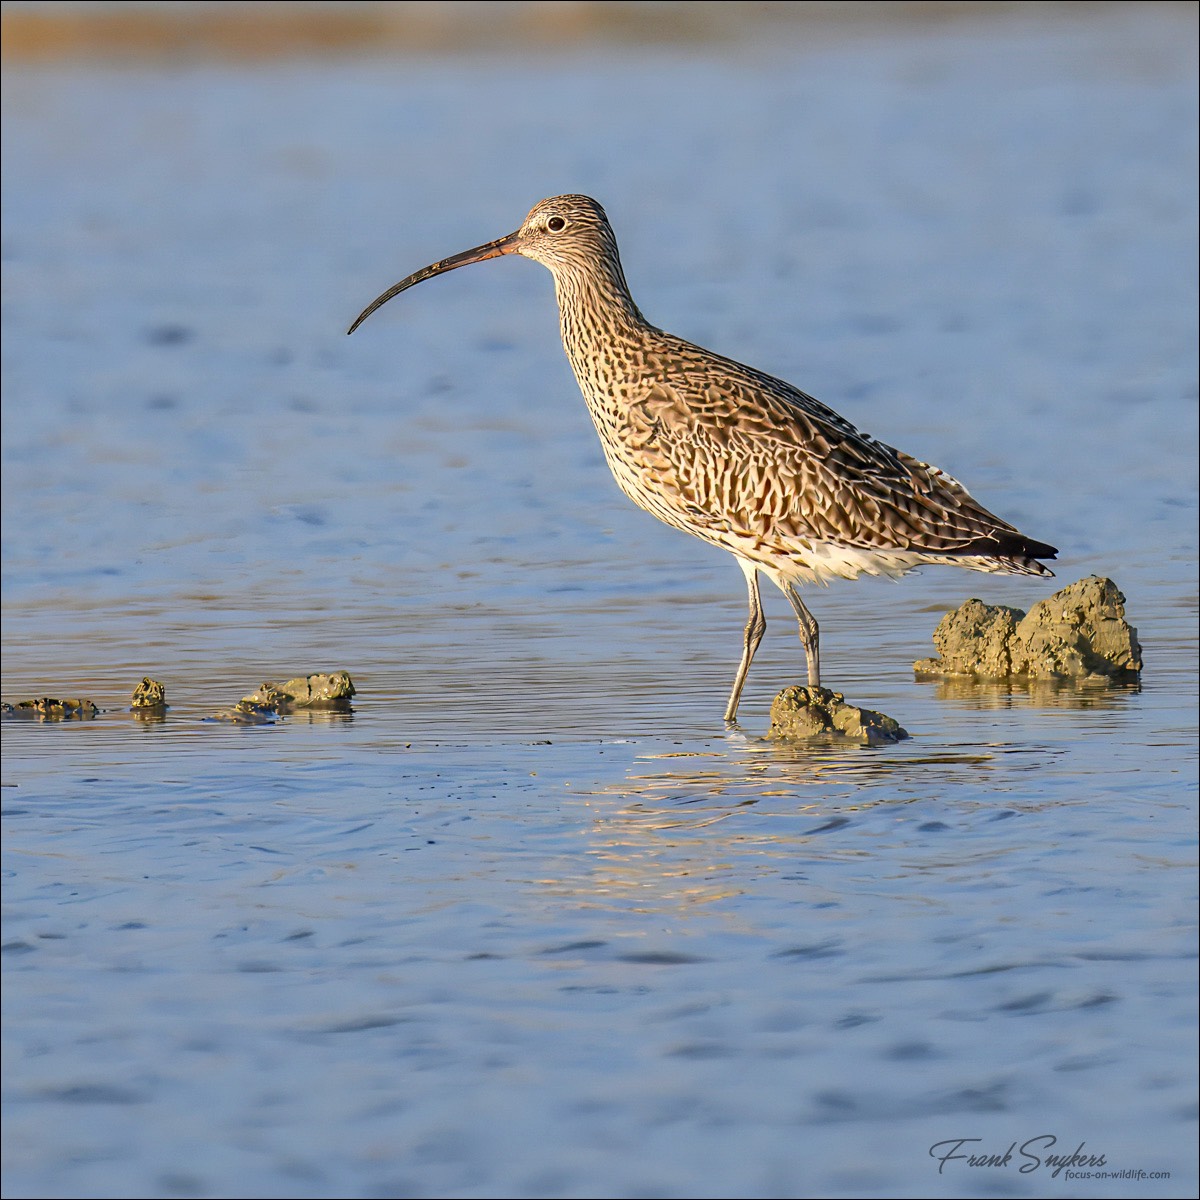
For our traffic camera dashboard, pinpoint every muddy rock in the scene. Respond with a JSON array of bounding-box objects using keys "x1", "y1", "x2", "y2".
[
  {"x1": 2, "y1": 697, "x2": 100, "y2": 720},
  {"x1": 914, "y1": 576, "x2": 1141, "y2": 680},
  {"x1": 131, "y1": 678, "x2": 167, "y2": 709},
  {"x1": 241, "y1": 671, "x2": 356, "y2": 711},
  {"x1": 209, "y1": 701, "x2": 280, "y2": 725},
  {"x1": 914, "y1": 598, "x2": 1024, "y2": 678},
  {"x1": 209, "y1": 670, "x2": 356, "y2": 722},
  {"x1": 1013, "y1": 578, "x2": 1142, "y2": 677},
  {"x1": 768, "y1": 685, "x2": 909, "y2": 745}
]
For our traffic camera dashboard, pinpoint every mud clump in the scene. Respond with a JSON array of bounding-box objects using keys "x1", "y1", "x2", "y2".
[
  {"x1": 210, "y1": 670, "x2": 357, "y2": 723},
  {"x1": 209, "y1": 701, "x2": 281, "y2": 725},
  {"x1": 768, "y1": 686, "x2": 909, "y2": 745},
  {"x1": 240, "y1": 671, "x2": 355, "y2": 711},
  {"x1": 2, "y1": 697, "x2": 99, "y2": 720},
  {"x1": 4, "y1": 672, "x2": 358, "y2": 724},
  {"x1": 914, "y1": 576, "x2": 1141, "y2": 680},
  {"x1": 130, "y1": 678, "x2": 167, "y2": 710}
]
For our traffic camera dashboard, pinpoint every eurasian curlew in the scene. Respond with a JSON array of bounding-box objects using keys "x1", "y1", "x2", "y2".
[{"x1": 350, "y1": 195, "x2": 1057, "y2": 721}]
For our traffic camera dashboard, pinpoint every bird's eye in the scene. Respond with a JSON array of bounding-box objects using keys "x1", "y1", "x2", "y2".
[{"x1": 546, "y1": 216, "x2": 567, "y2": 233}]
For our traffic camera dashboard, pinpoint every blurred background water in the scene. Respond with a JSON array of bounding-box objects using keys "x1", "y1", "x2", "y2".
[{"x1": 2, "y1": 3, "x2": 1197, "y2": 1198}]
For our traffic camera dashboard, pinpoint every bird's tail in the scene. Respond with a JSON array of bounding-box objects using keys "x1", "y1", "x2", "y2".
[{"x1": 947, "y1": 532, "x2": 1057, "y2": 577}]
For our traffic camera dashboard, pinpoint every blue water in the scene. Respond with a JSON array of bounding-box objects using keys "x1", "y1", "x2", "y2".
[{"x1": 2, "y1": 7, "x2": 1197, "y2": 1198}]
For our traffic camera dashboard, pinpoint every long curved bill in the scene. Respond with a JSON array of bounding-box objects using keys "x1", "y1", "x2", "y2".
[{"x1": 347, "y1": 230, "x2": 520, "y2": 334}]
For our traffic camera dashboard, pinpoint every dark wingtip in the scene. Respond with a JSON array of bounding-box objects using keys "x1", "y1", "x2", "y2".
[
  {"x1": 958, "y1": 534, "x2": 1058, "y2": 562},
  {"x1": 1015, "y1": 537, "x2": 1058, "y2": 562}
]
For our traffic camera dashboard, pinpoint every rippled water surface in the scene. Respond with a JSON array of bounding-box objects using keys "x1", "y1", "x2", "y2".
[{"x1": 3, "y1": 9, "x2": 1197, "y2": 1198}]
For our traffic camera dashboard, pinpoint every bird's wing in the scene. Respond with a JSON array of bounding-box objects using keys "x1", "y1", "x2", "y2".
[{"x1": 620, "y1": 361, "x2": 1042, "y2": 559}]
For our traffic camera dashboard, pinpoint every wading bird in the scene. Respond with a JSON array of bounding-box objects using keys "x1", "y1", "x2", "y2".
[{"x1": 349, "y1": 195, "x2": 1056, "y2": 721}]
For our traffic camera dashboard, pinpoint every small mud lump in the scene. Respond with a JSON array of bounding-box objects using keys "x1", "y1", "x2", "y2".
[
  {"x1": 768, "y1": 686, "x2": 909, "y2": 745},
  {"x1": 130, "y1": 678, "x2": 166, "y2": 709},
  {"x1": 2, "y1": 697, "x2": 99, "y2": 720},
  {"x1": 209, "y1": 671, "x2": 356, "y2": 723},
  {"x1": 914, "y1": 576, "x2": 1141, "y2": 680},
  {"x1": 240, "y1": 671, "x2": 355, "y2": 711}
]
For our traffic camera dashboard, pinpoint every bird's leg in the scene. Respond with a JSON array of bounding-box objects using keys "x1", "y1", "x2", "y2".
[
  {"x1": 725, "y1": 560, "x2": 766, "y2": 723},
  {"x1": 781, "y1": 582, "x2": 821, "y2": 688}
]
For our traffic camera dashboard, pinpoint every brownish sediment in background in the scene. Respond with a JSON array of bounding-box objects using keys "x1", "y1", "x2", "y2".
[{"x1": 3, "y1": 0, "x2": 1192, "y2": 61}]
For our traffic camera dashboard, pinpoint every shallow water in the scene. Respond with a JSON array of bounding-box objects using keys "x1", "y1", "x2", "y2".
[{"x1": 2, "y1": 8, "x2": 1198, "y2": 1198}]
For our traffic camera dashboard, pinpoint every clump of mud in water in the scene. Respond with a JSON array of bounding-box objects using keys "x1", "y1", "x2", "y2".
[
  {"x1": 240, "y1": 671, "x2": 356, "y2": 711},
  {"x1": 209, "y1": 671, "x2": 357, "y2": 723},
  {"x1": 131, "y1": 678, "x2": 167, "y2": 709},
  {"x1": 768, "y1": 686, "x2": 909, "y2": 745},
  {"x1": 914, "y1": 576, "x2": 1142, "y2": 680},
  {"x1": 2, "y1": 697, "x2": 99, "y2": 720}
]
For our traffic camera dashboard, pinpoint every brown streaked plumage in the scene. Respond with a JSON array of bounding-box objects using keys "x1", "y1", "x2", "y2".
[{"x1": 349, "y1": 195, "x2": 1057, "y2": 721}]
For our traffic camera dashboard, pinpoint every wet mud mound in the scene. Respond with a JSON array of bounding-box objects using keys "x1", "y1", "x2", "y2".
[
  {"x1": 4, "y1": 672, "x2": 355, "y2": 724},
  {"x1": 1, "y1": 697, "x2": 100, "y2": 720},
  {"x1": 210, "y1": 671, "x2": 357, "y2": 723},
  {"x1": 914, "y1": 576, "x2": 1142, "y2": 680},
  {"x1": 768, "y1": 686, "x2": 909, "y2": 745}
]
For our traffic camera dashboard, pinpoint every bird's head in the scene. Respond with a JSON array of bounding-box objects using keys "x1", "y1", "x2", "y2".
[{"x1": 348, "y1": 194, "x2": 618, "y2": 334}]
